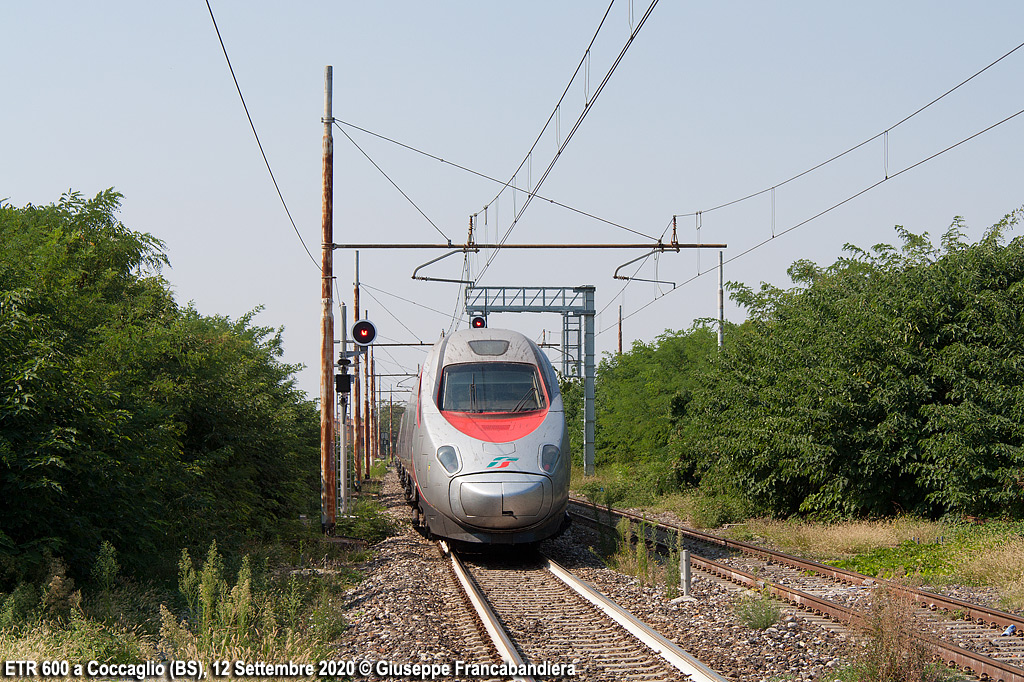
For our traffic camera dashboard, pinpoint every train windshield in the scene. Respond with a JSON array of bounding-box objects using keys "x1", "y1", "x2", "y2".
[{"x1": 438, "y1": 362, "x2": 547, "y2": 413}]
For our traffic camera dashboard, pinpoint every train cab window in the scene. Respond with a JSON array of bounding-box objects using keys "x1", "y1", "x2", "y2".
[{"x1": 438, "y1": 362, "x2": 547, "y2": 413}]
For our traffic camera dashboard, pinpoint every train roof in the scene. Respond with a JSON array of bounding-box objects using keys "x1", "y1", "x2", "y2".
[{"x1": 438, "y1": 327, "x2": 541, "y2": 366}]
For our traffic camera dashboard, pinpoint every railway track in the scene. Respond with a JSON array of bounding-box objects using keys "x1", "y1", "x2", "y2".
[
  {"x1": 568, "y1": 497, "x2": 1024, "y2": 682},
  {"x1": 439, "y1": 540, "x2": 727, "y2": 682}
]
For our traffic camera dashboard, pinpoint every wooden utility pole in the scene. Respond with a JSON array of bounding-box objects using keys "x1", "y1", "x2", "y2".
[
  {"x1": 618, "y1": 304, "x2": 622, "y2": 355},
  {"x1": 353, "y1": 252, "x2": 362, "y2": 484},
  {"x1": 319, "y1": 66, "x2": 336, "y2": 534}
]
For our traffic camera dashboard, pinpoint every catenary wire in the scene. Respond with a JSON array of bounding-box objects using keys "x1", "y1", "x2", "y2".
[
  {"x1": 479, "y1": 0, "x2": 617, "y2": 213},
  {"x1": 360, "y1": 282, "x2": 454, "y2": 318},
  {"x1": 204, "y1": 0, "x2": 317, "y2": 268},
  {"x1": 335, "y1": 124, "x2": 450, "y2": 242},
  {"x1": 361, "y1": 285, "x2": 423, "y2": 343},
  {"x1": 672, "y1": 38, "x2": 1024, "y2": 220},
  {"x1": 333, "y1": 119, "x2": 656, "y2": 240},
  {"x1": 603, "y1": 39, "x2": 1024, "y2": 328},
  {"x1": 599, "y1": 104, "x2": 1024, "y2": 336},
  {"x1": 477, "y1": 0, "x2": 661, "y2": 283}
]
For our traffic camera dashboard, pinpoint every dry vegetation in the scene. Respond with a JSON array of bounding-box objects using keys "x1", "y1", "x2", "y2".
[
  {"x1": 956, "y1": 537, "x2": 1024, "y2": 610},
  {"x1": 733, "y1": 517, "x2": 947, "y2": 558}
]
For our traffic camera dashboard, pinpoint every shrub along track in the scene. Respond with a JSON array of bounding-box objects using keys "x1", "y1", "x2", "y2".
[{"x1": 568, "y1": 497, "x2": 1024, "y2": 682}]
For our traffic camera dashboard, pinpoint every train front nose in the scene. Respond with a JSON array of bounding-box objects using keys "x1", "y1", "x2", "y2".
[{"x1": 449, "y1": 474, "x2": 552, "y2": 529}]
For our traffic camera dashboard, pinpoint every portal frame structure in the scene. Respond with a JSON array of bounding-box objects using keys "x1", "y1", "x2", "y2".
[{"x1": 465, "y1": 285, "x2": 596, "y2": 475}]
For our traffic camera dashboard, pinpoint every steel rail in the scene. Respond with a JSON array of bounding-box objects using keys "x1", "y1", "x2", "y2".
[
  {"x1": 569, "y1": 497, "x2": 1024, "y2": 631},
  {"x1": 543, "y1": 556, "x2": 728, "y2": 682},
  {"x1": 691, "y1": 549, "x2": 1024, "y2": 682},
  {"x1": 438, "y1": 540, "x2": 535, "y2": 682},
  {"x1": 568, "y1": 498, "x2": 1024, "y2": 682}
]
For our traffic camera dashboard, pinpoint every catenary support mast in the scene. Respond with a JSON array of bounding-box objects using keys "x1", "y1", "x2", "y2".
[{"x1": 319, "y1": 66, "x2": 336, "y2": 533}]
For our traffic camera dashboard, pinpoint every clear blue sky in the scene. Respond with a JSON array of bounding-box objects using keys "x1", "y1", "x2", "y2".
[{"x1": 3, "y1": 2, "x2": 1023, "y2": 400}]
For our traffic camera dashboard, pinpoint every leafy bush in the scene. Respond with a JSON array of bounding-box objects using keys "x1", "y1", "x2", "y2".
[{"x1": 335, "y1": 498, "x2": 395, "y2": 545}]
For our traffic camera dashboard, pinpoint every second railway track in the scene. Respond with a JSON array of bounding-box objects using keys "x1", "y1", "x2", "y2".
[{"x1": 568, "y1": 497, "x2": 1024, "y2": 682}]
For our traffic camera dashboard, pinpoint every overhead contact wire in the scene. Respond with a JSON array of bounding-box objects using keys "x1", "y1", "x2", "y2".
[
  {"x1": 600, "y1": 104, "x2": 1024, "y2": 336},
  {"x1": 204, "y1": 0, "x2": 317, "y2": 268},
  {"x1": 333, "y1": 120, "x2": 655, "y2": 240},
  {"x1": 479, "y1": 0, "x2": 662, "y2": 282},
  {"x1": 674, "y1": 38, "x2": 1024, "y2": 220},
  {"x1": 335, "y1": 125, "x2": 450, "y2": 242}
]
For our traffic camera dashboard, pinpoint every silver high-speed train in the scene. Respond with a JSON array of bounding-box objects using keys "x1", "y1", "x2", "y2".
[{"x1": 394, "y1": 327, "x2": 570, "y2": 544}]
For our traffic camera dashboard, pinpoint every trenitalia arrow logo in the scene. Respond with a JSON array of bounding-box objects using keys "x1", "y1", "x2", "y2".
[{"x1": 486, "y1": 456, "x2": 518, "y2": 469}]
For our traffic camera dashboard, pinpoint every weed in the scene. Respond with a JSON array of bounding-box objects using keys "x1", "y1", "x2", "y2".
[
  {"x1": 635, "y1": 517, "x2": 651, "y2": 585},
  {"x1": 40, "y1": 558, "x2": 81, "y2": 622},
  {"x1": 369, "y1": 459, "x2": 389, "y2": 479},
  {"x1": 732, "y1": 589, "x2": 780, "y2": 630},
  {"x1": 90, "y1": 542, "x2": 120, "y2": 621},
  {"x1": 0, "y1": 583, "x2": 39, "y2": 630},
  {"x1": 847, "y1": 587, "x2": 963, "y2": 682},
  {"x1": 664, "y1": 530, "x2": 682, "y2": 599},
  {"x1": 335, "y1": 498, "x2": 395, "y2": 545},
  {"x1": 91, "y1": 542, "x2": 119, "y2": 593}
]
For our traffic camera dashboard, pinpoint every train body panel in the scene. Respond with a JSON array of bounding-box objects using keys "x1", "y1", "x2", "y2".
[{"x1": 395, "y1": 327, "x2": 570, "y2": 544}]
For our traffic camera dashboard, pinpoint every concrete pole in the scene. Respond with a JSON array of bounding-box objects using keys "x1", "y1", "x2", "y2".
[
  {"x1": 363, "y1": 309, "x2": 371, "y2": 479},
  {"x1": 338, "y1": 302, "x2": 348, "y2": 515},
  {"x1": 718, "y1": 251, "x2": 725, "y2": 349},
  {"x1": 353, "y1": 252, "x2": 362, "y2": 484},
  {"x1": 319, "y1": 65, "x2": 336, "y2": 533},
  {"x1": 682, "y1": 549, "x2": 692, "y2": 597}
]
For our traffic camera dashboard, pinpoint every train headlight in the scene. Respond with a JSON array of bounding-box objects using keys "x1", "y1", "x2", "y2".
[
  {"x1": 436, "y1": 445, "x2": 461, "y2": 474},
  {"x1": 539, "y1": 444, "x2": 560, "y2": 473}
]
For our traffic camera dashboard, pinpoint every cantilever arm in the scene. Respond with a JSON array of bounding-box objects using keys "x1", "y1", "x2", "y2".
[
  {"x1": 613, "y1": 250, "x2": 676, "y2": 289},
  {"x1": 411, "y1": 248, "x2": 479, "y2": 284}
]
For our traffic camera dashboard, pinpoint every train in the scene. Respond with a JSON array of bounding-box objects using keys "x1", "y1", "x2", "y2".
[{"x1": 394, "y1": 327, "x2": 571, "y2": 545}]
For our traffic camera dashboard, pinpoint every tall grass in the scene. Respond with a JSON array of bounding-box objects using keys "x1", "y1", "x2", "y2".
[
  {"x1": 1, "y1": 496, "x2": 395, "y2": 668},
  {"x1": 734, "y1": 517, "x2": 946, "y2": 557},
  {"x1": 162, "y1": 541, "x2": 351, "y2": 664},
  {"x1": 842, "y1": 587, "x2": 959, "y2": 682},
  {"x1": 605, "y1": 516, "x2": 661, "y2": 587},
  {"x1": 955, "y1": 537, "x2": 1024, "y2": 611}
]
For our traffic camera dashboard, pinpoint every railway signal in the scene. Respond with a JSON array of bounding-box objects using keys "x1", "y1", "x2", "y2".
[
  {"x1": 471, "y1": 315, "x2": 487, "y2": 329},
  {"x1": 352, "y1": 319, "x2": 377, "y2": 346}
]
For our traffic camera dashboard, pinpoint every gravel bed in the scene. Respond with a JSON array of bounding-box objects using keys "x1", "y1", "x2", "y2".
[
  {"x1": 333, "y1": 473, "x2": 498, "y2": 679},
  {"x1": 587, "y1": 498, "x2": 1015, "y2": 615},
  {"x1": 541, "y1": 524, "x2": 857, "y2": 682},
  {"x1": 334, "y1": 472, "x2": 863, "y2": 681}
]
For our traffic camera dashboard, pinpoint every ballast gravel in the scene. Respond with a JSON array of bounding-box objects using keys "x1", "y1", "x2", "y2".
[{"x1": 333, "y1": 472, "x2": 863, "y2": 682}]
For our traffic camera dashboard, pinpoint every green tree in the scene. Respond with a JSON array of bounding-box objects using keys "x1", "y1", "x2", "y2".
[
  {"x1": 0, "y1": 191, "x2": 318, "y2": 583},
  {"x1": 679, "y1": 210, "x2": 1024, "y2": 518},
  {"x1": 594, "y1": 324, "x2": 719, "y2": 489}
]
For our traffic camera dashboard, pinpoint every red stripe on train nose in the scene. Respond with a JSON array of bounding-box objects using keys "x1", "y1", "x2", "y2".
[{"x1": 440, "y1": 409, "x2": 547, "y2": 443}]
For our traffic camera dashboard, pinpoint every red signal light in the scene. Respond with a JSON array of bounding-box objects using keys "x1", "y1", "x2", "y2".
[
  {"x1": 351, "y1": 320, "x2": 377, "y2": 346},
  {"x1": 471, "y1": 316, "x2": 487, "y2": 329}
]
